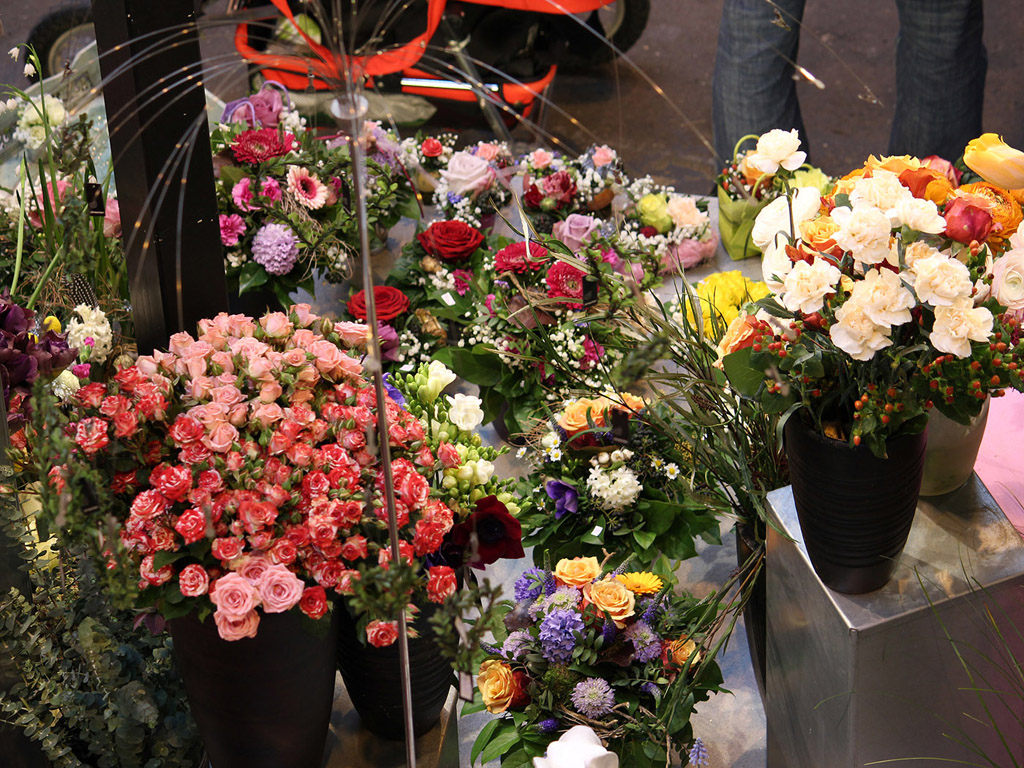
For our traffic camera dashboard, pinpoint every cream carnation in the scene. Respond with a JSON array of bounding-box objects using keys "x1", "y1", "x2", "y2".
[
  {"x1": 910, "y1": 253, "x2": 974, "y2": 307},
  {"x1": 831, "y1": 205, "x2": 893, "y2": 265},
  {"x1": 829, "y1": 298, "x2": 893, "y2": 361},
  {"x1": 901, "y1": 240, "x2": 943, "y2": 272},
  {"x1": 850, "y1": 171, "x2": 912, "y2": 219},
  {"x1": 747, "y1": 129, "x2": 806, "y2": 175},
  {"x1": 780, "y1": 259, "x2": 841, "y2": 315},
  {"x1": 931, "y1": 299, "x2": 994, "y2": 357},
  {"x1": 848, "y1": 268, "x2": 915, "y2": 329},
  {"x1": 751, "y1": 186, "x2": 821, "y2": 250},
  {"x1": 894, "y1": 196, "x2": 947, "y2": 234}
]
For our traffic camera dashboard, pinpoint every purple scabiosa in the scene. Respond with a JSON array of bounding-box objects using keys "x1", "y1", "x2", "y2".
[
  {"x1": 570, "y1": 677, "x2": 615, "y2": 719},
  {"x1": 538, "y1": 608, "x2": 583, "y2": 663},
  {"x1": 624, "y1": 620, "x2": 662, "y2": 663},
  {"x1": 501, "y1": 629, "x2": 532, "y2": 660},
  {"x1": 688, "y1": 737, "x2": 709, "y2": 766},
  {"x1": 514, "y1": 568, "x2": 546, "y2": 601},
  {"x1": 252, "y1": 222, "x2": 299, "y2": 276}
]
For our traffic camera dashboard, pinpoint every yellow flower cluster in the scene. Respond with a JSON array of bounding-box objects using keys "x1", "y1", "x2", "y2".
[{"x1": 679, "y1": 270, "x2": 769, "y2": 335}]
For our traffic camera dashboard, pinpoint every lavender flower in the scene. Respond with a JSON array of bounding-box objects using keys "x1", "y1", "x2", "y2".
[
  {"x1": 624, "y1": 620, "x2": 662, "y2": 663},
  {"x1": 688, "y1": 738, "x2": 709, "y2": 766},
  {"x1": 543, "y1": 573, "x2": 558, "y2": 596},
  {"x1": 252, "y1": 222, "x2": 299, "y2": 275},
  {"x1": 570, "y1": 677, "x2": 615, "y2": 719},
  {"x1": 539, "y1": 718, "x2": 560, "y2": 734},
  {"x1": 501, "y1": 629, "x2": 532, "y2": 659},
  {"x1": 538, "y1": 608, "x2": 583, "y2": 663},
  {"x1": 514, "y1": 568, "x2": 546, "y2": 601},
  {"x1": 601, "y1": 618, "x2": 616, "y2": 645},
  {"x1": 545, "y1": 479, "x2": 579, "y2": 519},
  {"x1": 640, "y1": 681, "x2": 661, "y2": 703}
]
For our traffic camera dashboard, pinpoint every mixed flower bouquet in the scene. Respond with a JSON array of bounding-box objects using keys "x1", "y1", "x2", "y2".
[
  {"x1": 519, "y1": 144, "x2": 626, "y2": 233},
  {"x1": 466, "y1": 556, "x2": 721, "y2": 767},
  {"x1": 721, "y1": 145, "x2": 1024, "y2": 456},
  {"x1": 36, "y1": 305, "x2": 523, "y2": 645},
  {"x1": 212, "y1": 114, "x2": 408, "y2": 309},
  {"x1": 515, "y1": 395, "x2": 721, "y2": 570}
]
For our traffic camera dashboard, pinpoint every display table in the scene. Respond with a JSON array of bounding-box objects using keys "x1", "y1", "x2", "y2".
[{"x1": 765, "y1": 475, "x2": 1024, "y2": 767}]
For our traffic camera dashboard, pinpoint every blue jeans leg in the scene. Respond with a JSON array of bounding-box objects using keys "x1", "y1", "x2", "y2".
[
  {"x1": 712, "y1": 0, "x2": 808, "y2": 167},
  {"x1": 888, "y1": 0, "x2": 986, "y2": 160}
]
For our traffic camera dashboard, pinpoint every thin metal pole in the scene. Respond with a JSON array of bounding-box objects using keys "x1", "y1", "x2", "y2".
[{"x1": 334, "y1": 93, "x2": 418, "y2": 768}]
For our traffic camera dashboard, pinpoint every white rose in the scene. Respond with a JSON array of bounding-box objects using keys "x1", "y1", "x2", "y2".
[
  {"x1": 421, "y1": 360, "x2": 457, "y2": 402},
  {"x1": 666, "y1": 195, "x2": 707, "y2": 229},
  {"x1": 830, "y1": 297, "x2": 893, "y2": 361},
  {"x1": 761, "y1": 238, "x2": 793, "y2": 293},
  {"x1": 893, "y1": 196, "x2": 946, "y2": 234},
  {"x1": 850, "y1": 171, "x2": 912, "y2": 221},
  {"x1": 911, "y1": 253, "x2": 974, "y2": 307},
  {"x1": 849, "y1": 268, "x2": 915, "y2": 329},
  {"x1": 747, "y1": 129, "x2": 806, "y2": 175},
  {"x1": 831, "y1": 205, "x2": 893, "y2": 265},
  {"x1": 534, "y1": 725, "x2": 619, "y2": 768},
  {"x1": 447, "y1": 393, "x2": 484, "y2": 432},
  {"x1": 781, "y1": 259, "x2": 841, "y2": 315},
  {"x1": 931, "y1": 298, "x2": 994, "y2": 357},
  {"x1": 440, "y1": 151, "x2": 493, "y2": 196},
  {"x1": 751, "y1": 186, "x2": 821, "y2": 250},
  {"x1": 991, "y1": 250, "x2": 1024, "y2": 310}
]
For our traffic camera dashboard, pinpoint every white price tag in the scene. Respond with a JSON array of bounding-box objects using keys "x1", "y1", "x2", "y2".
[
  {"x1": 591, "y1": 526, "x2": 604, "y2": 537},
  {"x1": 440, "y1": 292, "x2": 456, "y2": 307}
]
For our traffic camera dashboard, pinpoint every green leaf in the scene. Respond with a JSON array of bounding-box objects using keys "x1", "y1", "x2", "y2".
[
  {"x1": 480, "y1": 727, "x2": 522, "y2": 765},
  {"x1": 722, "y1": 345, "x2": 764, "y2": 397},
  {"x1": 219, "y1": 166, "x2": 245, "y2": 189},
  {"x1": 461, "y1": 700, "x2": 486, "y2": 716},
  {"x1": 237, "y1": 262, "x2": 269, "y2": 294},
  {"x1": 643, "y1": 501, "x2": 678, "y2": 536},
  {"x1": 431, "y1": 346, "x2": 503, "y2": 387},
  {"x1": 152, "y1": 550, "x2": 188, "y2": 569},
  {"x1": 470, "y1": 718, "x2": 501, "y2": 765},
  {"x1": 633, "y1": 529, "x2": 657, "y2": 550}
]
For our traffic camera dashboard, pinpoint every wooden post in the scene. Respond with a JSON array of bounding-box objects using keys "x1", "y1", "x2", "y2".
[{"x1": 91, "y1": 0, "x2": 228, "y2": 354}]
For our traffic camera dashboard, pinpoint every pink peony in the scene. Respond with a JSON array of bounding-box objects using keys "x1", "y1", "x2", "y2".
[
  {"x1": 659, "y1": 233, "x2": 719, "y2": 275},
  {"x1": 255, "y1": 563, "x2": 305, "y2": 613}
]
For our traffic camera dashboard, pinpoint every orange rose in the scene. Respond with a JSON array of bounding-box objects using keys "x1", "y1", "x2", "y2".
[
  {"x1": 554, "y1": 556, "x2": 601, "y2": 587},
  {"x1": 556, "y1": 398, "x2": 608, "y2": 437},
  {"x1": 661, "y1": 636, "x2": 700, "y2": 671},
  {"x1": 957, "y1": 182, "x2": 1022, "y2": 249},
  {"x1": 799, "y1": 216, "x2": 841, "y2": 255},
  {"x1": 582, "y1": 578, "x2": 635, "y2": 628},
  {"x1": 714, "y1": 313, "x2": 772, "y2": 368},
  {"x1": 477, "y1": 659, "x2": 520, "y2": 714}
]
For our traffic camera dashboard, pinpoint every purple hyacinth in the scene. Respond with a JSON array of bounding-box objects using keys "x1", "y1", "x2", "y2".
[
  {"x1": 251, "y1": 222, "x2": 299, "y2": 276},
  {"x1": 640, "y1": 681, "x2": 661, "y2": 703},
  {"x1": 539, "y1": 718, "x2": 560, "y2": 734},
  {"x1": 545, "y1": 479, "x2": 579, "y2": 519},
  {"x1": 601, "y1": 618, "x2": 616, "y2": 645},
  {"x1": 514, "y1": 568, "x2": 546, "y2": 601},
  {"x1": 538, "y1": 608, "x2": 583, "y2": 663},
  {"x1": 624, "y1": 620, "x2": 662, "y2": 663},
  {"x1": 570, "y1": 677, "x2": 615, "y2": 719},
  {"x1": 688, "y1": 738, "x2": 709, "y2": 766},
  {"x1": 501, "y1": 629, "x2": 532, "y2": 659}
]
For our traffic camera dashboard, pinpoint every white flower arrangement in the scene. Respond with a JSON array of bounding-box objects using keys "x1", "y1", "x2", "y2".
[
  {"x1": 14, "y1": 93, "x2": 67, "y2": 151},
  {"x1": 66, "y1": 304, "x2": 113, "y2": 365}
]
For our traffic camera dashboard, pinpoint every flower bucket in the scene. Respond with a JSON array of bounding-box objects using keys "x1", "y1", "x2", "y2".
[
  {"x1": 784, "y1": 413, "x2": 927, "y2": 594},
  {"x1": 336, "y1": 605, "x2": 454, "y2": 740},
  {"x1": 716, "y1": 186, "x2": 769, "y2": 261},
  {"x1": 920, "y1": 398, "x2": 991, "y2": 497},
  {"x1": 169, "y1": 608, "x2": 339, "y2": 768}
]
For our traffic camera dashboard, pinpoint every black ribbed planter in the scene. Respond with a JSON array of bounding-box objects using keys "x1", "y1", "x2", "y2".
[
  {"x1": 784, "y1": 412, "x2": 927, "y2": 595},
  {"x1": 169, "y1": 608, "x2": 338, "y2": 768},
  {"x1": 336, "y1": 607, "x2": 454, "y2": 740}
]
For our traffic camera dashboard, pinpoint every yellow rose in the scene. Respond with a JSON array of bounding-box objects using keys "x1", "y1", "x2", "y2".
[
  {"x1": 964, "y1": 133, "x2": 1024, "y2": 191},
  {"x1": 554, "y1": 556, "x2": 602, "y2": 587},
  {"x1": 583, "y1": 578, "x2": 635, "y2": 628},
  {"x1": 477, "y1": 659, "x2": 517, "y2": 714},
  {"x1": 556, "y1": 398, "x2": 607, "y2": 437},
  {"x1": 637, "y1": 193, "x2": 673, "y2": 234},
  {"x1": 864, "y1": 154, "x2": 921, "y2": 175}
]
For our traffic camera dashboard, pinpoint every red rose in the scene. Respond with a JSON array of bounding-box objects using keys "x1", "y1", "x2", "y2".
[
  {"x1": 340, "y1": 534, "x2": 368, "y2": 561},
  {"x1": 151, "y1": 464, "x2": 193, "y2": 503},
  {"x1": 639, "y1": 225, "x2": 659, "y2": 238},
  {"x1": 179, "y1": 443, "x2": 212, "y2": 466},
  {"x1": 212, "y1": 536, "x2": 245, "y2": 562},
  {"x1": 239, "y1": 499, "x2": 278, "y2": 535},
  {"x1": 346, "y1": 285, "x2": 410, "y2": 322},
  {"x1": 113, "y1": 366, "x2": 146, "y2": 393},
  {"x1": 112, "y1": 411, "x2": 139, "y2": 439},
  {"x1": 416, "y1": 220, "x2": 484, "y2": 263},
  {"x1": 412, "y1": 518, "x2": 448, "y2": 557},
  {"x1": 523, "y1": 182, "x2": 545, "y2": 209},
  {"x1": 130, "y1": 489, "x2": 170, "y2": 521},
  {"x1": 75, "y1": 417, "x2": 110, "y2": 456},
  {"x1": 99, "y1": 395, "x2": 131, "y2": 417},
  {"x1": 299, "y1": 586, "x2": 329, "y2": 619},
  {"x1": 110, "y1": 469, "x2": 138, "y2": 494},
  {"x1": 421, "y1": 138, "x2": 444, "y2": 158},
  {"x1": 75, "y1": 382, "x2": 108, "y2": 408},
  {"x1": 426, "y1": 565, "x2": 457, "y2": 603},
  {"x1": 365, "y1": 619, "x2": 399, "y2": 648},
  {"x1": 169, "y1": 414, "x2": 204, "y2": 446},
  {"x1": 269, "y1": 537, "x2": 298, "y2": 565},
  {"x1": 139, "y1": 554, "x2": 173, "y2": 586},
  {"x1": 174, "y1": 507, "x2": 208, "y2": 545},
  {"x1": 386, "y1": 458, "x2": 430, "y2": 510},
  {"x1": 178, "y1": 564, "x2": 210, "y2": 597}
]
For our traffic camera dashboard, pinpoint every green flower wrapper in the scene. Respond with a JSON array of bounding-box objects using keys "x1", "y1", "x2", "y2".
[{"x1": 717, "y1": 185, "x2": 771, "y2": 261}]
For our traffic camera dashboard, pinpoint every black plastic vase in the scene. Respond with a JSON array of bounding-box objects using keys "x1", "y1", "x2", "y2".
[
  {"x1": 336, "y1": 606, "x2": 454, "y2": 740},
  {"x1": 784, "y1": 412, "x2": 927, "y2": 594},
  {"x1": 169, "y1": 608, "x2": 339, "y2": 768}
]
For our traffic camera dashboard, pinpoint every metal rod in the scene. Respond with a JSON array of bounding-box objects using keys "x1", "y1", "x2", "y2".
[{"x1": 336, "y1": 92, "x2": 418, "y2": 768}]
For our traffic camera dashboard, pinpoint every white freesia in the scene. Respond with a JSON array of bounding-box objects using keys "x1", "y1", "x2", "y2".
[
  {"x1": 469, "y1": 458, "x2": 495, "y2": 485},
  {"x1": 849, "y1": 268, "x2": 915, "y2": 329},
  {"x1": 850, "y1": 171, "x2": 912, "y2": 220},
  {"x1": 761, "y1": 238, "x2": 793, "y2": 293},
  {"x1": 66, "y1": 304, "x2": 113, "y2": 364},
  {"x1": 533, "y1": 726, "x2": 619, "y2": 768},
  {"x1": 747, "y1": 128, "x2": 807, "y2": 175},
  {"x1": 51, "y1": 369, "x2": 81, "y2": 401},
  {"x1": 421, "y1": 360, "x2": 457, "y2": 402},
  {"x1": 830, "y1": 205, "x2": 893, "y2": 265},
  {"x1": 440, "y1": 150, "x2": 493, "y2": 197},
  {"x1": 751, "y1": 186, "x2": 821, "y2": 250},
  {"x1": 910, "y1": 253, "x2": 974, "y2": 306},
  {"x1": 931, "y1": 298, "x2": 994, "y2": 357},
  {"x1": 446, "y1": 393, "x2": 484, "y2": 431},
  {"x1": 829, "y1": 297, "x2": 893, "y2": 360},
  {"x1": 893, "y1": 196, "x2": 947, "y2": 234},
  {"x1": 781, "y1": 259, "x2": 842, "y2": 315},
  {"x1": 991, "y1": 250, "x2": 1024, "y2": 310}
]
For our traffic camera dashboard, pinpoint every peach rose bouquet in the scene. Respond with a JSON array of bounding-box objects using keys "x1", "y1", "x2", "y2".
[
  {"x1": 36, "y1": 305, "x2": 524, "y2": 643},
  {"x1": 465, "y1": 557, "x2": 721, "y2": 767}
]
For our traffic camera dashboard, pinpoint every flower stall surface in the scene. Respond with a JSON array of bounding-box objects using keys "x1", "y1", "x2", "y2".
[{"x1": 466, "y1": 556, "x2": 722, "y2": 768}]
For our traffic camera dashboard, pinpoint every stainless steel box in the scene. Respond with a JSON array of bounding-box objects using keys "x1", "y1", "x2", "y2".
[{"x1": 766, "y1": 476, "x2": 1024, "y2": 767}]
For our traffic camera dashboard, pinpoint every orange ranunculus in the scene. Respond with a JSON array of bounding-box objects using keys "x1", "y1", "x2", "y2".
[
  {"x1": 554, "y1": 556, "x2": 602, "y2": 587},
  {"x1": 898, "y1": 167, "x2": 955, "y2": 206},
  {"x1": 582, "y1": 578, "x2": 636, "y2": 628},
  {"x1": 957, "y1": 182, "x2": 1023, "y2": 249},
  {"x1": 963, "y1": 133, "x2": 1024, "y2": 191}
]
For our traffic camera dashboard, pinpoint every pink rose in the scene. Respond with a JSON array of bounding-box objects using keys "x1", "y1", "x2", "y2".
[
  {"x1": 203, "y1": 422, "x2": 239, "y2": 453},
  {"x1": 28, "y1": 180, "x2": 71, "y2": 228},
  {"x1": 260, "y1": 311, "x2": 293, "y2": 338},
  {"x1": 210, "y1": 385, "x2": 245, "y2": 407},
  {"x1": 211, "y1": 572, "x2": 259, "y2": 619},
  {"x1": 592, "y1": 145, "x2": 617, "y2": 167},
  {"x1": 255, "y1": 563, "x2": 305, "y2": 613},
  {"x1": 308, "y1": 339, "x2": 348, "y2": 378},
  {"x1": 131, "y1": 489, "x2": 171, "y2": 521},
  {"x1": 250, "y1": 87, "x2": 283, "y2": 127},
  {"x1": 290, "y1": 303, "x2": 319, "y2": 327},
  {"x1": 529, "y1": 148, "x2": 553, "y2": 169},
  {"x1": 365, "y1": 619, "x2": 399, "y2": 648},
  {"x1": 552, "y1": 213, "x2": 600, "y2": 254},
  {"x1": 441, "y1": 151, "x2": 494, "y2": 197},
  {"x1": 251, "y1": 401, "x2": 284, "y2": 429},
  {"x1": 178, "y1": 564, "x2": 210, "y2": 597},
  {"x1": 474, "y1": 142, "x2": 500, "y2": 161},
  {"x1": 437, "y1": 441, "x2": 461, "y2": 469},
  {"x1": 103, "y1": 198, "x2": 122, "y2": 238},
  {"x1": 214, "y1": 609, "x2": 260, "y2": 641}
]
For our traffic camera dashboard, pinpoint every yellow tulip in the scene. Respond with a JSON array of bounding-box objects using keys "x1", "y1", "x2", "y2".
[{"x1": 964, "y1": 134, "x2": 1024, "y2": 191}]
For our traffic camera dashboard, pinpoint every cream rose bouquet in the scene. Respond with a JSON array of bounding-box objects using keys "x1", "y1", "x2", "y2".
[
  {"x1": 722, "y1": 146, "x2": 1024, "y2": 456},
  {"x1": 465, "y1": 557, "x2": 721, "y2": 768}
]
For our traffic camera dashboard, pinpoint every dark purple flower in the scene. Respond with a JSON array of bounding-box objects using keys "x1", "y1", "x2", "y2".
[
  {"x1": 539, "y1": 718, "x2": 560, "y2": 734},
  {"x1": 447, "y1": 495, "x2": 525, "y2": 568},
  {"x1": 545, "y1": 480, "x2": 579, "y2": 520},
  {"x1": 378, "y1": 322, "x2": 400, "y2": 362},
  {"x1": 514, "y1": 567, "x2": 546, "y2": 601}
]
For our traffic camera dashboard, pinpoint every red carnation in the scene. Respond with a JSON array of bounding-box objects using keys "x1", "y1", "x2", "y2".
[
  {"x1": 545, "y1": 260, "x2": 587, "y2": 310},
  {"x1": 347, "y1": 285, "x2": 410, "y2": 322},
  {"x1": 416, "y1": 220, "x2": 484, "y2": 262},
  {"x1": 232, "y1": 128, "x2": 297, "y2": 165},
  {"x1": 494, "y1": 241, "x2": 550, "y2": 274}
]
